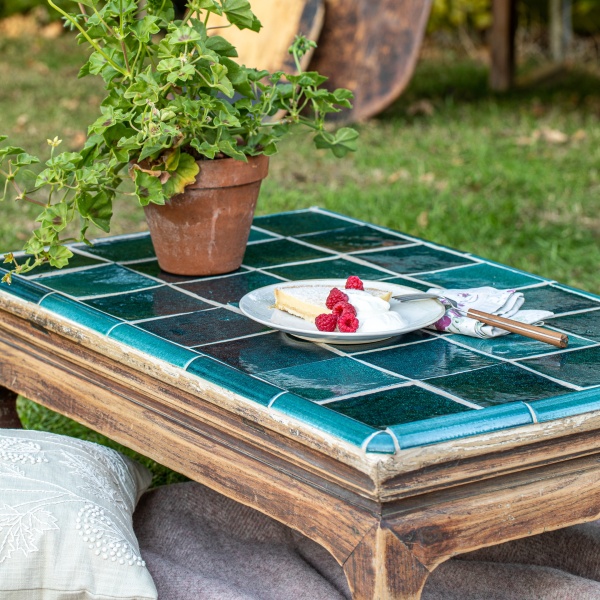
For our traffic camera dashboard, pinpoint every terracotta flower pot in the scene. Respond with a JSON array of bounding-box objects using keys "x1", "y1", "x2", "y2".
[{"x1": 143, "y1": 155, "x2": 269, "y2": 276}]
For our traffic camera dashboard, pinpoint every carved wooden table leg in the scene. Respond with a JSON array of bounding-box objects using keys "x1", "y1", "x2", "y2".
[
  {"x1": 343, "y1": 522, "x2": 433, "y2": 600},
  {"x1": 0, "y1": 387, "x2": 22, "y2": 428}
]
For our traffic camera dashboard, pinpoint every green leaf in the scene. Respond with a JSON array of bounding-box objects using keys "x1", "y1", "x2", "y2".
[
  {"x1": 162, "y1": 153, "x2": 199, "y2": 198},
  {"x1": 36, "y1": 203, "x2": 70, "y2": 233},
  {"x1": 139, "y1": 141, "x2": 166, "y2": 162},
  {"x1": 166, "y1": 26, "x2": 202, "y2": 45},
  {"x1": 314, "y1": 127, "x2": 359, "y2": 158},
  {"x1": 0, "y1": 146, "x2": 27, "y2": 159},
  {"x1": 134, "y1": 169, "x2": 165, "y2": 206},
  {"x1": 210, "y1": 63, "x2": 234, "y2": 97},
  {"x1": 24, "y1": 231, "x2": 47, "y2": 256},
  {"x1": 222, "y1": 0, "x2": 261, "y2": 32},
  {"x1": 76, "y1": 0, "x2": 100, "y2": 8},
  {"x1": 190, "y1": 139, "x2": 218, "y2": 159},
  {"x1": 195, "y1": 0, "x2": 221, "y2": 11},
  {"x1": 221, "y1": 57, "x2": 253, "y2": 97},
  {"x1": 47, "y1": 245, "x2": 74, "y2": 269},
  {"x1": 146, "y1": 0, "x2": 174, "y2": 22},
  {"x1": 132, "y1": 15, "x2": 161, "y2": 42},
  {"x1": 13, "y1": 153, "x2": 39, "y2": 167},
  {"x1": 77, "y1": 191, "x2": 113, "y2": 232},
  {"x1": 217, "y1": 139, "x2": 246, "y2": 161},
  {"x1": 164, "y1": 147, "x2": 180, "y2": 171},
  {"x1": 0, "y1": 135, "x2": 8, "y2": 143},
  {"x1": 206, "y1": 35, "x2": 238, "y2": 58}
]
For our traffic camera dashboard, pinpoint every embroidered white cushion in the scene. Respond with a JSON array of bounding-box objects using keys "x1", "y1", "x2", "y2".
[{"x1": 0, "y1": 429, "x2": 157, "y2": 600}]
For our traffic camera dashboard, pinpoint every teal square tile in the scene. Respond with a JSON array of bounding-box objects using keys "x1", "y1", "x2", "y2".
[
  {"x1": 529, "y1": 388, "x2": 600, "y2": 422},
  {"x1": 455, "y1": 331, "x2": 593, "y2": 360},
  {"x1": 19, "y1": 251, "x2": 106, "y2": 276},
  {"x1": 426, "y1": 363, "x2": 572, "y2": 407},
  {"x1": 39, "y1": 294, "x2": 122, "y2": 334},
  {"x1": 83, "y1": 286, "x2": 211, "y2": 320},
  {"x1": 0, "y1": 273, "x2": 52, "y2": 304},
  {"x1": 127, "y1": 259, "x2": 248, "y2": 283},
  {"x1": 266, "y1": 257, "x2": 391, "y2": 281},
  {"x1": 520, "y1": 346, "x2": 600, "y2": 388},
  {"x1": 380, "y1": 276, "x2": 431, "y2": 291},
  {"x1": 73, "y1": 234, "x2": 155, "y2": 262},
  {"x1": 420, "y1": 263, "x2": 543, "y2": 290},
  {"x1": 39, "y1": 264, "x2": 159, "y2": 297},
  {"x1": 253, "y1": 212, "x2": 351, "y2": 236},
  {"x1": 109, "y1": 324, "x2": 201, "y2": 367},
  {"x1": 271, "y1": 393, "x2": 379, "y2": 448},
  {"x1": 258, "y1": 357, "x2": 403, "y2": 401},
  {"x1": 326, "y1": 385, "x2": 472, "y2": 428},
  {"x1": 522, "y1": 285, "x2": 600, "y2": 314},
  {"x1": 248, "y1": 228, "x2": 278, "y2": 243},
  {"x1": 177, "y1": 271, "x2": 283, "y2": 306},
  {"x1": 545, "y1": 311, "x2": 600, "y2": 342},
  {"x1": 334, "y1": 330, "x2": 435, "y2": 354},
  {"x1": 137, "y1": 308, "x2": 270, "y2": 346},
  {"x1": 357, "y1": 338, "x2": 499, "y2": 380},
  {"x1": 354, "y1": 245, "x2": 476, "y2": 275},
  {"x1": 298, "y1": 225, "x2": 411, "y2": 253},
  {"x1": 200, "y1": 332, "x2": 334, "y2": 374},
  {"x1": 390, "y1": 402, "x2": 533, "y2": 448},
  {"x1": 186, "y1": 356, "x2": 283, "y2": 406},
  {"x1": 242, "y1": 239, "x2": 331, "y2": 268}
]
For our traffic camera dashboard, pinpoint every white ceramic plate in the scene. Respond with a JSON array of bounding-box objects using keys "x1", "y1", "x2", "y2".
[{"x1": 239, "y1": 279, "x2": 445, "y2": 344}]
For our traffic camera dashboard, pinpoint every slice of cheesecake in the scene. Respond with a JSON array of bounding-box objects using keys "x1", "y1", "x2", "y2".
[{"x1": 274, "y1": 284, "x2": 392, "y2": 323}]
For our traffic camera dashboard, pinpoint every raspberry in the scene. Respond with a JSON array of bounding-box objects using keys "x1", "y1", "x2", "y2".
[
  {"x1": 325, "y1": 287, "x2": 348, "y2": 309},
  {"x1": 345, "y1": 276, "x2": 364, "y2": 290},
  {"x1": 332, "y1": 301, "x2": 356, "y2": 317},
  {"x1": 338, "y1": 311, "x2": 359, "y2": 333},
  {"x1": 315, "y1": 313, "x2": 338, "y2": 332}
]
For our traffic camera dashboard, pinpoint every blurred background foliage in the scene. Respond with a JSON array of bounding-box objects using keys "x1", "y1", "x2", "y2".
[
  {"x1": 429, "y1": 0, "x2": 600, "y2": 35},
  {"x1": 2, "y1": 0, "x2": 600, "y2": 35}
]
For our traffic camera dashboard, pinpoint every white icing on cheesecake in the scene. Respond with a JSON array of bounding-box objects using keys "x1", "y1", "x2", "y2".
[{"x1": 345, "y1": 289, "x2": 406, "y2": 332}]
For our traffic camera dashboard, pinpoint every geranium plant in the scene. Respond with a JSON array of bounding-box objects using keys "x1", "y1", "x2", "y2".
[{"x1": 0, "y1": 0, "x2": 358, "y2": 282}]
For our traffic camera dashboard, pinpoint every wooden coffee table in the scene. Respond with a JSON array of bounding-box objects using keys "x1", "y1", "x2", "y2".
[{"x1": 1, "y1": 208, "x2": 600, "y2": 599}]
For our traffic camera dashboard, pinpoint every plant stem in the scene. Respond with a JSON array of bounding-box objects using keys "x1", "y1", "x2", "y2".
[{"x1": 48, "y1": 0, "x2": 129, "y2": 78}]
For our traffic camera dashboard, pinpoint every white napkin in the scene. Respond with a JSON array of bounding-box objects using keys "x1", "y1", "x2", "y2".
[{"x1": 426, "y1": 286, "x2": 554, "y2": 339}]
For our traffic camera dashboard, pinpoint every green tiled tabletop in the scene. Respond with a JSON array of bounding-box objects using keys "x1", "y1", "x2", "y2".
[{"x1": 2, "y1": 208, "x2": 600, "y2": 455}]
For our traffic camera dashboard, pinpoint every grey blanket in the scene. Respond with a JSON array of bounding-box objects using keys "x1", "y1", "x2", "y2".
[{"x1": 133, "y1": 482, "x2": 600, "y2": 599}]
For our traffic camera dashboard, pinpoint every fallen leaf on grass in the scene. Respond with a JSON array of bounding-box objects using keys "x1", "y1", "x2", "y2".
[
  {"x1": 387, "y1": 169, "x2": 411, "y2": 183},
  {"x1": 407, "y1": 100, "x2": 435, "y2": 117},
  {"x1": 572, "y1": 129, "x2": 587, "y2": 142},
  {"x1": 69, "y1": 131, "x2": 87, "y2": 148},
  {"x1": 516, "y1": 127, "x2": 570, "y2": 146},
  {"x1": 41, "y1": 22, "x2": 63, "y2": 39},
  {"x1": 540, "y1": 127, "x2": 569, "y2": 144},
  {"x1": 60, "y1": 98, "x2": 81, "y2": 111},
  {"x1": 417, "y1": 211, "x2": 429, "y2": 228}
]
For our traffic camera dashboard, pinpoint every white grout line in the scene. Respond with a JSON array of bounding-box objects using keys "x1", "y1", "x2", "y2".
[
  {"x1": 523, "y1": 402, "x2": 539, "y2": 423},
  {"x1": 106, "y1": 321, "x2": 127, "y2": 336},
  {"x1": 37, "y1": 290, "x2": 57, "y2": 304},
  {"x1": 385, "y1": 427, "x2": 401, "y2": 451},
  {"x1": 75, "y1": 283, "x2": 164, "y2": 301},
  {"x1": 318, "y1": 382, "x2": 414, "y2": 405},
  {"x1": 268, "y1": 390, "x2": 289, "y2": 408},
  {"x1": 413, "y1": 380, "x2": 484, "y2": 409}
]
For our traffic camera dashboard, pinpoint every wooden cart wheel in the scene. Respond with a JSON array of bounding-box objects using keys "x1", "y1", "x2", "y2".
[
  {"x1": 207, "y1": 0, "x2": 324, "y2": 74},
  {"x1": 309, "y1": 0, "x2": 432, "y2": 123}
]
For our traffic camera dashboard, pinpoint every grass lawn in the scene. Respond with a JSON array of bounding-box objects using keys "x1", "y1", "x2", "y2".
[{"x1": 1, "y1": 33, "x2": 599, "y2": 485}]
